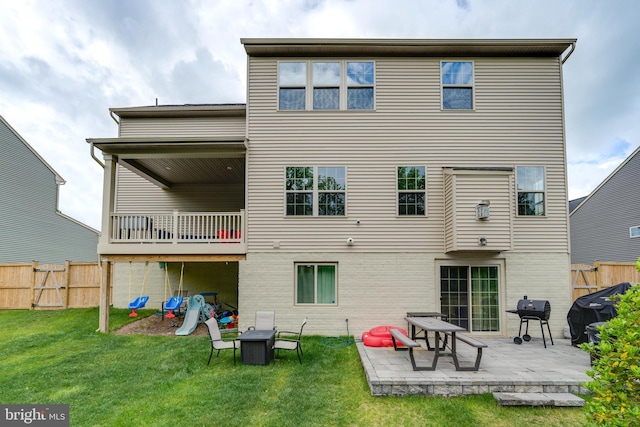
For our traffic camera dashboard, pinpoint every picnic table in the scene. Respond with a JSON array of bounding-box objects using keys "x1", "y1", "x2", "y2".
[{"x1": 390, "y1": 317, "x2": 487, "y2": 371}]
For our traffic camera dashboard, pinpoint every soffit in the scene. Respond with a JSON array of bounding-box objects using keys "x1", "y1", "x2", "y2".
[{"x1": 122, "y1": 157, "x2": 245, "y2": 185}]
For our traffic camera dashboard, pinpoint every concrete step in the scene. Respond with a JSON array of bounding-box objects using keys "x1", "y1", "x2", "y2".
[{"x1": 493, "y1": 392, "x2": 585, "y2": 407}]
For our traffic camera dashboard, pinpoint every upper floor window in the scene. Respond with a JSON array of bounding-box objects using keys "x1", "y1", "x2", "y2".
[
  {"x1": 630, "y1": 226, "x2": 640, "y2": 238},
  {"x1": 347, "y1": 62, "x2": 374, "y2": 110},
  {"x1": 441, "y1": 61, "x2": 474, "y2": 110},
  {"x1": 279, "y1": 62, "x2": 307, "y2": 110},
  {"x1": 516, "y1": 166, "x2": 545, "y2": 216},
  {"x1": 397, "y1": 166, "x2": 426, "y2": 216},
  {"x1": 279, "y1": 61, "x2": 374, "y2": 111},
  {"x1": 313, "y1": 62, "x2": 340, "y2": 110},
  {"x1": 286, "y1": 166, "x2": 346, "y2": 216}
]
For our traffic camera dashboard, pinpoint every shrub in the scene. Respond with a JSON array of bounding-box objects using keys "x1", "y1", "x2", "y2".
[{"x1": 581, "y1": 258, "x2": 640, "y2": 426}]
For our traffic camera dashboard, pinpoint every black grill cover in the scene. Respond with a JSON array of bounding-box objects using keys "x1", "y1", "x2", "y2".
[
  {"x1": 567, "y1": 282, "x2": 632, "y2": 346},
  {"x1": 516, "y1": 299, "x2": 551, "y2": 320}
]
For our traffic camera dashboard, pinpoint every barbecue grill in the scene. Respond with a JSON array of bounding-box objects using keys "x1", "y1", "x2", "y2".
[{"x1": 506, "y1": 296, "x2": 554, "y2": 348}]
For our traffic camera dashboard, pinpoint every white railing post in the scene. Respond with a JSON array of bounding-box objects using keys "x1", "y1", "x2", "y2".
[{"x1": 172, "y1": 211, "x2": 179, "y2": 243}]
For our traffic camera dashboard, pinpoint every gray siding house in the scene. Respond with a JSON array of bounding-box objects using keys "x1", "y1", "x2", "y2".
[
  {"x1": 90, "y1": 38, "x2": 576, "y2": 338},
  {"x1": 0, "y1": 115, "x2": 99, "y2": 264},
  {"x1": 570, "y1": 146, "x2": 640, "y2": 264}
]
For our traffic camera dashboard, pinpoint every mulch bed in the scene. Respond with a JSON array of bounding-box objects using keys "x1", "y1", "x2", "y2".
[{"x1": 114, "y1": 314, "x2": 209, "y2": 336}]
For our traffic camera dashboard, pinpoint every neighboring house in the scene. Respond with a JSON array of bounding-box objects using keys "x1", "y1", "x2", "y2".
[
  {"x1": 570, "y1": 146, "x2": 640, "y2": 264},
  {"x1": 0, "y1": 115, "x2": 99, "y2": 264},
  {"x1": 89, "y1": 38, "x2": 576, "y2": 337}
]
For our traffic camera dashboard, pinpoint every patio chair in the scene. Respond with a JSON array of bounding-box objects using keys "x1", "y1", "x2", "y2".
[
  {"x1": 273, "y1": 317, "x2": 307, "y2": 364},
  {"x1": 247, "y1": 310, "x2": 276, "y2": 331},
  {"x1": 205, "y1": 318, "x2": 239, "y2": 365}
]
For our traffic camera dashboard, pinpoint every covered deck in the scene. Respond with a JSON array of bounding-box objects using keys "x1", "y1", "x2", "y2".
[{"x1": 98, "y1": 210, "x2": 246, "y2": 255}]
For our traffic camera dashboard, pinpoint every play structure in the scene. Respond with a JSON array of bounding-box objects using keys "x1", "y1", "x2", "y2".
[
  {"x1": 175, "y1": 295, "x2": 206, "y2": 335},
  {"x1": 174, "y1": 292, "x2": 238, "y2": 336},
  {"x1": 162, "y1": 262, "x2": 185, "y2": 319},
  {"x1": 128, "y1": 261, "x2": 149, "y2": 317}
]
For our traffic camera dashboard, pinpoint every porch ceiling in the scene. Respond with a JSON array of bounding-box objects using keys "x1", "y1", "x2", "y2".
[
  {"x1": 88, "y1": 137, "x2": 246, "y2": 188},
  {"x1": 121, "y1": 157, "x2": 245, "y2": 186}
]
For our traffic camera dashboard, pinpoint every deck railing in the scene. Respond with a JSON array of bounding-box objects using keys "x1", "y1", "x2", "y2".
[{"x1": 110, "y1": 211, "x2": 244, "y2": 244}]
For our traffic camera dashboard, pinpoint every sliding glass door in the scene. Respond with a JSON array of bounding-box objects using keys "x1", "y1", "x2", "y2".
[{"x1": 440, "y1": 265, "x2": 500, "y2": 332}]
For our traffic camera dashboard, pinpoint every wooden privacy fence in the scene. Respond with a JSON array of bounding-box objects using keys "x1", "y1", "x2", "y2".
[
  {"x1": 0, "y1": 261, "x2": 109, "y2": 309},
  {"x1": 572, "y1": 261, "x2": 640, "y2": 301}
]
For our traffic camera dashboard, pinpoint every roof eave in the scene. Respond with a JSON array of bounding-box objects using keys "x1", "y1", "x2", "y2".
[
  {"x1": 241, "y1": 38, "x2": 577, "y2": 58},
  {"x1": 109, "y1": 104, "x2": 247, "y2": 119}
]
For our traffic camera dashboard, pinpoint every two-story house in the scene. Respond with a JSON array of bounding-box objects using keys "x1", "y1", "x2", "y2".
[
  {"x1": 1, "y1": 115, "x2": 98, "y2": 264},
  {"x1": 89, "y1": 38, "x2": 576, "y2": 338},
  {"x1": 570, "y1": 145, "x2": 640, "y2": 264}
]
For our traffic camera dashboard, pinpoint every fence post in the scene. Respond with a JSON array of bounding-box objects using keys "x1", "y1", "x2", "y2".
[
  {"x1": 594, "y1": 261, "x2": 602, "y2": 289},
  {"x1": 30, "y1": 261, "x2": 38, "y2": 310},
  {"x1": 64, "y1": 260, "x2": 71, "y2": 308}
]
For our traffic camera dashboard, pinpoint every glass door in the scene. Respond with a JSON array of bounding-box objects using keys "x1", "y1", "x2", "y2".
[{"x1": 440, "y1": 265, "x2": 500, "y2": 332}]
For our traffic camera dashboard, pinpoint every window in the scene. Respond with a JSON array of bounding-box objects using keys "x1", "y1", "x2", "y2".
[
  {"x1": 516, "y1": 166, "x2": 545, "y2": 216},
  {"x1": 286, "y1": 166, "x2": 346, "y2": 216},
  {"x1": 397, "y1": 166, "x2": 426, "y2": 216},
  {"x1": 631, "y1": 226, "x2": 640, "y2": 238},
  {"x1": 346, "y1": 62, "x2": 374, "y2": 110},
  {"x1": 279, "y1": 60, "x2": 374, "y2": 110},
  {"x1": 296, "y1": 263, "x2": 337, "y2": 305},
  {"x1": 440, "y1": 265, "x2": 500, "y2": 332},
  {"x1": 313, "y1": 62, "x2": 340, "y2": 110},
  {"x1": 279, "y1": 62, "x2": 307, "y2": 110},
  {"x1": 441, "y1": 61, "x2": 473, "y2": 110}
]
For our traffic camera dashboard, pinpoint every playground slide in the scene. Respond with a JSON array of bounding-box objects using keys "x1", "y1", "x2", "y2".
[{"x1": 175, "y1": 304, "x2": 199, "y2": 335}]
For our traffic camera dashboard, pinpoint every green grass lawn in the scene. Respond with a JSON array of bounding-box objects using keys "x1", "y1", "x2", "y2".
[{"x1": 0, "y1": 309, "x2": 586, "y2": 426}]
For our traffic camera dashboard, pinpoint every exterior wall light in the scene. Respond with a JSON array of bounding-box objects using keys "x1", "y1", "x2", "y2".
[{"x1": 476, "y1": 200, "x2": 490, "y2": 220}]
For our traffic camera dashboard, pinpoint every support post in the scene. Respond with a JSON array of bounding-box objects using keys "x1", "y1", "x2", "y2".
[{"x1": 99, "y1": 260, "x2": 111, "y2": 333}]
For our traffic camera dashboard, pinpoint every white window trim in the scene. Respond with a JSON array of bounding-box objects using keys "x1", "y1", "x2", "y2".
[
  {"x1": 440, "y1": 60, "x2": 475, "y2": 111},
  {"x1": 630, "y1": 226, "x2": 640, "y2": 238},
  {"x1": 515, "y1": 165, "x2": 547, "y2": 217},
  {"x1": 396, "y1": 165, "x2": 428, "y2": 217},
  {"x1": 294, "y1": 262, "x2": 338, "y2": 306},
  {"x1": 278, "y1": 60, "x2": 376, "y2": 111},
  {"x1": 284, "y1": 166, "x2": 348, "y2": 217}
]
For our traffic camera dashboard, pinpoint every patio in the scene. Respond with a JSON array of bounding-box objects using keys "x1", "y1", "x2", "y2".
[{"x1": 357, "y1": 336, "x2": 591, "y2": 397}]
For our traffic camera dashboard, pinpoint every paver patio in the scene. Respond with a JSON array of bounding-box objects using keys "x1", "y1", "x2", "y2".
[{"x1": 357, "y1": 336, "x2": 591, "y2": 397}]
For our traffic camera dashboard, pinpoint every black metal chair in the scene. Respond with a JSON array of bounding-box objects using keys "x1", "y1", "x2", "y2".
[{"x1": 273, "y1": 317, "x2": 307, "y2": 363}]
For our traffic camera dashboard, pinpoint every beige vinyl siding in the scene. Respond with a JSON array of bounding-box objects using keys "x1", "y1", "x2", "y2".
[
  {"x1": 246, "y1": 56, "x2": 569, "y2": 253},
  {"x1": 443, "y1": 170, "x2": 513, "y2": 252},
  {"x1": 115, "y1": 166, "x2": 244, "y2": 212},
  {"x1": 118, "y1": 116, "x2": 246, "y2": 138}
]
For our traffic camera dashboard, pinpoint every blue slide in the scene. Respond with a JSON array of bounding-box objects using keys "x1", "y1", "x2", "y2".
[{"x1": 175, "y1": 295, "x2": 205, "y2": 336}]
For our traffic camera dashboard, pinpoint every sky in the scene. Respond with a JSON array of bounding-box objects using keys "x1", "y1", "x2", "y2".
[{"x1": 1, "y1": 0, "x2": 639, "y2": 231}]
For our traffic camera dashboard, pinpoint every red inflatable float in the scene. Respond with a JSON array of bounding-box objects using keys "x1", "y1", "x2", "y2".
[{"x1": 361, "y1": 325, "x2": 408, "y2": 347}]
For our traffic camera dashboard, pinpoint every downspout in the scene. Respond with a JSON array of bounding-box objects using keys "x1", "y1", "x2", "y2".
[
  {"x1": 90, "y1": 142, "x2": 105, "y2": 168},
  {"x1": 109, "y1": 110, "x2": 120, "y2": 125},
  {"x1": 90, "y1": 110, "x2": 119, "y2": 169},
  {"x1": 561, "y1": 41, "x2": 576, "y2": 64}
]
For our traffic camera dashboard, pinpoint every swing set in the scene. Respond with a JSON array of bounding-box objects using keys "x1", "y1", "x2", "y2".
[
  {"x1": 128, "y1": 261, "x2": 149, "y2": 317},
  {"x1": 163, "y1": 262, "x2": 186, "y2": 319}
]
